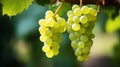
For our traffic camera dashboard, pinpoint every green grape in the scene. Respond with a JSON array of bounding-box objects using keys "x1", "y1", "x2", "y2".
[
  {"x1": 72, "y1": 23, "x2": 81, "y2": 31},
  {"x1": 67, "y1": 10, "x2": 74, "y2": 17},
  {"x1": 82, "y1": 47, "x2": 90, "y2": 54},
  {"x1": 39, "y1": 19, "x2": 46, "y2": 26},
  {"x1": 74, "y1": 8, "x2": 82, "y2": 16},
  {"x1": 71, "y1": 40, "x2": 78, "y2": 49},
  {"x1": 46, "y1": 50, "x2": 54, "y2": 58},
  {"x1": 53, "y1": 22, "x2": 60, "y2": 28},
  {"x1": 78, "y1": 41, "x2": 85, "y2": 48},
  {"x1": 57, "y1": 17, "x2": 66, "y2": 26},
  {"x1": 52, "y1": 48, "x2": 59, "y2": 56},
  {"x1": 39, "y1": 26, "x2": 48, "y2": 34},
  {"x1": 67, "y1": 25, "x2": 74, "y2": 33},
  {"x1": 80, "y1": 35, "x2": 88, "y2": 42},
  {"x1": 52, "y1": 41, "x2": 60, "y2": 49},
  {"x1": 72, "y1": 4, "x2": 80, "y2": 10},
  {"x1": 80, "y1": 15, "x2": 88, "y2": 24},
  {"x1": 79, "y1": 27, "x2": 86, "y2": 34},
  {"x1": 40, "y1": 34, "x2": 47, "y2": 42},
  {"x1": 88, "y1": 8, "x2": 97, "y2": 16},
  {"x1": 83, "y1": 55, "x2": 89, "y2": 61},
  {"x1": 86, "y1": 39, "x2": 93, "y2": 47},
  {"x1": 45, "y1": 29, "x2": 53, "y2": 37},
  {"x1": 69, "y1": 33, "x2": 76, "y2": 41},
  {"x1": 82, "y1": 23, "x2": 89, "y2": 27},
  {"x1": 45, "y1": 10, "x2": 54, "y2": 16},
  {"x1": 90, "y1": 34, "x2": 95, "y2": 39},
  {"x1": 73, "y1": 16, "x2": 80, "y2": 23},
  {"x1": 46, "y1": 18, "x2": 55, "y2": 27},
  {"x1": 77, "y1": 56, "x2": 84, "y2": 61},
  {"x1": 74, "y1": 32, "x2": 81, "y2": 37},
  {"x1": 75, "y1": 48, "x2": 82, "y2": 56},
  {"x1": 42, "y1": 45, "x2": 50, "y2": 52},
  {"x1": 81, "y1": 6, "x2": 89, "y2": 14},
  {"x1": 68, "y1": 14, "x2": 74, "y2": 21},
  {"x1": 45, "y1": 38, "x2": 52, "y2": 44}
]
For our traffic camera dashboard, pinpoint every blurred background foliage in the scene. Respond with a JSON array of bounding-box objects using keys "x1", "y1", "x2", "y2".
[{"x1": 0, "y1": 0, "x2": 120, "y2": 67}]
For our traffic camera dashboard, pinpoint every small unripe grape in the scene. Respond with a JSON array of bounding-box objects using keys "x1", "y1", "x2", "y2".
[
  {"x1": 82, "y1": 47, "x2": 90, "y2": 54},
  {"x1": 52, "y1": 41, "x2": 60, "y2": 49}
]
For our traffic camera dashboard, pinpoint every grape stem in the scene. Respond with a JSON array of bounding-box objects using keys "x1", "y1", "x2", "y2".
[
  {"x1": 54, "y1": 1, "x2": 64, "y2": 16},
  {"x1": 80, "y1": 0, "x2": 82, "y2": 8},
  {"x1": 97, "y1": 4, "x2": 100, "y2": 14}
]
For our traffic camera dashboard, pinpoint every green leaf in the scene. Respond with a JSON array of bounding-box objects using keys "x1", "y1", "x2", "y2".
[{"x1": 1, "y1": 0, "x2": 34, "y2": 16}]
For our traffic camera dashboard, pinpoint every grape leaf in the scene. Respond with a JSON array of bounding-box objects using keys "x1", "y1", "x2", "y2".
[{"x1": 1, "y1": 0, "x2": 33, "y2": 16}]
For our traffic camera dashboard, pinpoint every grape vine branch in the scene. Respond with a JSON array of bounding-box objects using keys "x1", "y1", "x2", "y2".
[{"x1": 51, "y1": 0, "x2": 120, "y2": 8}]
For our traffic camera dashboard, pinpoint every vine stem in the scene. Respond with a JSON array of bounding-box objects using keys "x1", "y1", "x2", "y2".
[{"x1": 54, "y1": 1, "x2": 64, "y2": 16}]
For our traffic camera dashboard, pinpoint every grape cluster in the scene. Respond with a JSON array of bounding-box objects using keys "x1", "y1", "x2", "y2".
[
  {"x1": 39, "y1": 10, "x2": 66, "y2": 58},
  {"x1": 66, "y1": 4, "x2": 97, "y2": 61}
]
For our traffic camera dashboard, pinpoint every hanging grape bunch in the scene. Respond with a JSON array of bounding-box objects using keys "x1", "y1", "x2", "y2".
[
  {"x1": 39, "y1": 10, "x2": 66, "y2": 58},
  {"x1": 66, "y1": 4, "x2": 97, "y2": 61},
  {"x1": 38, "y1": 0, "x2": 99, "y2": 61}
]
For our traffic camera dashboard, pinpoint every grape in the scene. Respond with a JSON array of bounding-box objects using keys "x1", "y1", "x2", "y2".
[
  {"x1": 77, "y1": 56, "x2": 84, "y2": 61},
  {"x1": 67, "y1": 10, "x2": 74, "y2": 17},
  {"x1": 39, "y1": 10, "x2": 66, "y2": 58},
  {"x1": 78, "y1": 42, "x2": 85, "y2": 48},
  {"x1": 45, "y1": 38, "x2": 52, "y2": 44},
  {"x1": 71, "y1": 40, "x2": 78, "y2": 49},
  {"x1": 89, "y1": 8, "x2": 97, "y2": 16},
  {"x1": 45, "y1": 29, "x2": 53, "y2": 37},
  {"x1": 57, "y1": 17, "x2": 66, "y2": 26},
  {"x1": 66, "y1": 4, "x2": 98, "y2": 61},
  {"x1": 69, "y1": 33, "x2": 76, "y2": 41},
  {"x1": 80, "y1": 15, "x2": 88, "y2": 24},
  {"x1": 72, "y1": 23, "x2": 81, "y2": 31},
  {"x1": 75, "y1": 48, "x2": 82, "y2": 56},
  {"x1": 40, "y1": 34, "x2": 47, "y2": 42},
  {"x1": 80, "y1": 35, "x2": 88, "y2": 42},
  {"x1": 74, "y1": 8, "x2": 82, "y2": 16},
  {"x1": 46, "y1": 18, "x2": 55, "y2": 27},
  {"x1": 73, "y1": 16, "x2": 80, "y2": 23},
  {"x1": 81, "y1": 6, "x2": 89, "y2": 14},
  {"x1": 46, "y1": 50, "x2": 54, "y2": 58},
  {"x1": 72, "y1": 4, "x2": 80, "y2": 10},
  {"x1": 39, "y1": 19, "x2": 46, "y2": 26},
  {"x1": 42, "y1": 45, "x2": 50, "y2": 52}
]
